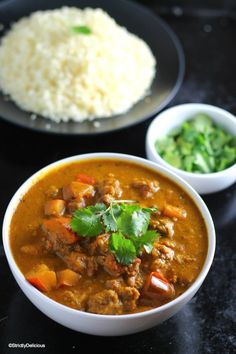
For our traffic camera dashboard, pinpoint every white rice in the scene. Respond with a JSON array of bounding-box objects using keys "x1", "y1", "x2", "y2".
[{"x1": 0, "y1": 7, "x2": 156, "y2": 123}]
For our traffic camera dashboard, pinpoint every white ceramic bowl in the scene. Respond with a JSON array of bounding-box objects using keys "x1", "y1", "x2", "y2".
[
  {"x1": 3, "y1": 153, "x2": 215, "y2": 336},
  {"x1": 146, "y1": 103, "x2": 236, "y2": 194}
]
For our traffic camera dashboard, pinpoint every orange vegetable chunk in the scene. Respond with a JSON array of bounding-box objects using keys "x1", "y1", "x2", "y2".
[
  {"x1": 26, "y1": 264, "x2": 57, "y2": 292},
  {"x1": 63, "y1": 181, "x2": 95, "y2": 201},
  {"x1": 143, "y1": 272, "x2": 175, "y2": 299},
  {"x1": 42, "y1": 217, "x2": 77, "y2": 244},
  {"x1": 57, "y1": 269, "x2": 80, "y2": 287},
  {"x1": 76, "y1": 173, "x2": 96, "y2": 185},
  {"x1": 44, "y1": 199, "x2": 65, "y2": 217},
  {"x1": 163, "y1": 204, "x2": 187, "y2": 219}
]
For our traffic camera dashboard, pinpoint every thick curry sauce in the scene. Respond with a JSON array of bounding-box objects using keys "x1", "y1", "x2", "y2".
[{"x1": 10, "y1": 159, "x2": 208, "y2": 314}]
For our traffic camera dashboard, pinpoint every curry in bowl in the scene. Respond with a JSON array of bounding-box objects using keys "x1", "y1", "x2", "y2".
[{"x1": 10, "y1": 159, "x2": 208, "y2": 315}]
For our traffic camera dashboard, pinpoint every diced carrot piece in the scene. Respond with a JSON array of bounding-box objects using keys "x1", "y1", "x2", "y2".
[
  {"x1": 63, "y1": 181, "x2": 95, "y2": 201},
  {"x1": 57, "y1": 269, "x2": 80, "y2": 287},
  {"x1": 143, "y1": 272, "x2": 175, "y2": 299},
  {"x1": 163, "y1": 204, "x2": 187, "y2": 219},
  {"x1": 26, "y1": 276, "x2": 49, "y2": 292},
  {"x1": 26, "y1": 267, "x2": 57, "y2": 292},
  {"x1": 44, "y1": 199, "x2": 65, "y2": 217},
  {"x1": 42, "y1": 217, "x2": 77, "y2": 244},
  {"x1": 76, "y1": 173, "x2": 96, "y2": 185}
]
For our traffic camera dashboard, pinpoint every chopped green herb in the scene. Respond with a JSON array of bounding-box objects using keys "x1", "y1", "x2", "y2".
[
  {"x1": 155, "y1": 114, "x2": 236, "y2": 173},
  {"x1": 71, "y1": 25, "x2": 92, "y2": 34}
]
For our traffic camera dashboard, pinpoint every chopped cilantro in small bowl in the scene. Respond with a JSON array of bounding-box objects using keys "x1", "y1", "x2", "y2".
[
  {"x1": 146, "y1": 104, "x2": 236, "y2": 194},
  {"x1": 156, "y1": 114, "x2": 236, "y2": 173}
]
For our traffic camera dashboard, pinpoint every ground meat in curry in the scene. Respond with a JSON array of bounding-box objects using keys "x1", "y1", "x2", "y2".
[{"x1": 10, "y1": 159, "x2": 208, "y2": 315}]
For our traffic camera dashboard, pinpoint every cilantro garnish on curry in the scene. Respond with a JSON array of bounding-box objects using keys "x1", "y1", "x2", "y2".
[
  {"x1": 71, "y1": 201, "x2": 159, "y2": 265},
  {"x1": 10, "y1": 159, "x2": 208, "y2": 315}
]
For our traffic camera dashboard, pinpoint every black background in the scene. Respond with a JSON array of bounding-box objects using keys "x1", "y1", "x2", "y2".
[{"x1": 0, "y1": 1, "x2": 235, "y2": 353}]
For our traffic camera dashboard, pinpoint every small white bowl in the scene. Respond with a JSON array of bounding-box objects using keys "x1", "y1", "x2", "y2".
[
  {"x1": 2, "y1": 153, "x2": 215, "y2": 336},
  {"x1": 146, "y1": 103, "x2": 236, "y2": 194}
]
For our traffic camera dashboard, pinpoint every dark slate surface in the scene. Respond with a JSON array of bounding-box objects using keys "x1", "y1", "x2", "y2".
[{"x1": 0, "y1": 2, "x2": 235, "y2": 353}]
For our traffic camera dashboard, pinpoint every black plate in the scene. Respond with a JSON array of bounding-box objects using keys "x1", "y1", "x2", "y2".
[{"x1": 0, "y1": 0, "x2": 185, "y2": 135}]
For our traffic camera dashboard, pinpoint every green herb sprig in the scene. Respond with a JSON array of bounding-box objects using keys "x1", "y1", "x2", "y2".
[
  {"x1": 70, "y1": 25, "x2": 92, "y2": 34},
  {"x1": 70, "y1": 201, "x2": 159, "y2": 265}
]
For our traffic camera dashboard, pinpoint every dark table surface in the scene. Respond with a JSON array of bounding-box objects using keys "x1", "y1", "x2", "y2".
[{"x1": 0, "y1": 2, "x2": 236, "y2": 353}]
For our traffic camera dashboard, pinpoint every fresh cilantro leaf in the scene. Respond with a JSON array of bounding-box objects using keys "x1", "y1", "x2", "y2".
[
  {"x1": 192, "y1": 114, "x2": 212, "y2": 133},
  {"x1": 162, "y1": 151, "x2": 182, "y2": 169},
  {"x1": 71, "y1": 25, "x2": 92, "y2": 34},
  {"x1": 132, "y1": 210, "x2": 151, "y2": 235},
  {"x1": 117, "y1": 206, "x2": 151, "y2": 237},
  {"x1": 193, "y1": 151, "x2": 211, "y2": 173},
  {"x1": 70, "y1": 204, "x2": 105, "y2": 237},
  {"x1": 133, "y1": 230, "x2": 159, "y2": 254},
  {"x1": 120, "y1": 204, "x2": 141, "y2": 213},
  {"x1": 183, "y1": 155, "x2": 195, "y2": 172},
  {"x1": 155, "y1": 137, "x2": 176, "y2": 154},
  {"x1": 88, "y1": 203, "x2": 106, "y2": 213},
  {"x1": 102, "y1": 204, "x2": 121, "y2": 232},
  {"x1": 116, "y1": 212, "x2": 133, "y2": 236},
  {"x1": 143, "y1": 244, "x2": 154, "y2": 254},
  {"x1": 142, "y1": 207, "x2": 158, "y2": 213},
  {"x1": 109, "y1": 232, "x2": 136, "y2": 265}
]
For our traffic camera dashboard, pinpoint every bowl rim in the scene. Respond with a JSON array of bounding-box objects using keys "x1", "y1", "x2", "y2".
[
  {"x1": 2, "y1": 152, "x2": 215, "y2": 320},
  {"x1": 146, "y1": 103, "x2": 236, "y2": 178}
]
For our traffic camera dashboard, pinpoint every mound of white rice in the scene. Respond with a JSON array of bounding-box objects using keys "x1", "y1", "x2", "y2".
[{"x1": 0, "y1": 7, "x2": 156, "y2": 123}]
